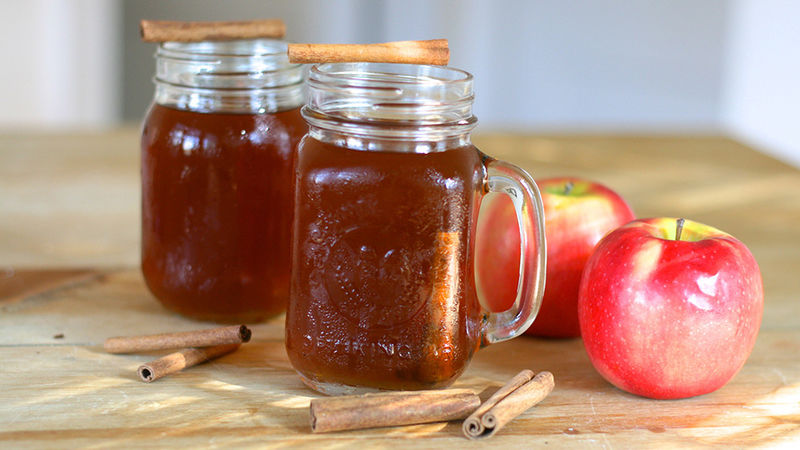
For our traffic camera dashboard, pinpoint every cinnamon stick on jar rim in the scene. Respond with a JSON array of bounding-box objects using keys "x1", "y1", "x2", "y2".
[
  {"x1": 140, "y1": 19, "x2": 286, "y2": 43},
  {"x1": 462, "y1": 371, "x2": 555, "y2": 440},
  {"x1": 310, "y1": 388, "x2": 479, "y2": 433},
  {"x1": 288, "y1": 39, "x2": 449, "y2": 66},
  {"x1": 138, "y1": 344, "x2": 240, "y2": 383},
  {"x1": 104, "y1": 325, "x2": 251, "y2": 354}
]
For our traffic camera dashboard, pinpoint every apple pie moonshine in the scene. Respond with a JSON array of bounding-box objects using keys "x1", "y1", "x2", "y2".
[
  {"x1": 286, "y1": 63, "x2": 548, "y2": 394},
  {"x1": 141, "y1": 39, "x2": 306, "y2": 322}
]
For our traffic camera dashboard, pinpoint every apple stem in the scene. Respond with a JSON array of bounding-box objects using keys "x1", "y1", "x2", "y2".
[
  {"x1": 675, "y1": 218, "x2": 685, "y2": 241},
  {"x1": 564, "y1": 181, "x2": 574, "y2": 195}
]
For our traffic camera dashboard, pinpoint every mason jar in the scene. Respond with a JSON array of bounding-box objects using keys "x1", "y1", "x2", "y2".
[{"x1": 141, "y1": 39, "x2": 306, "y2": 323}]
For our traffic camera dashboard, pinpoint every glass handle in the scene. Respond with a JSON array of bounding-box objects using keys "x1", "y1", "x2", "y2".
[{"x1": 480, "y1": 159, "x2": 547, "y2": 345}]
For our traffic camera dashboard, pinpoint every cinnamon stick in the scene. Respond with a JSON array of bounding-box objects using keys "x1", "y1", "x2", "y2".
[
  {"x1": 288, "y1": 39, "x2": 449, "y2": 65},
  {"x1": 462, "y1": 369, "x2": 534, "y2": 437},
  {"x1": 310, "y1": 388, "x2": 480, "y2": 433},
  {"x1": 417, "y1": 231, "x2": 460, "y2": 383},
  {"x1": 138, "y1": 344, "x2": 240, "y2": 382},
  {"x1": 104, "y1": 325, "x2": 251, "y2": 354},
  {"x1": 463, "y1": 371, "x2": 554, "y2": 440},
  {"x1": 140, "y1": 19, "x2": 286, "y2": 43}
]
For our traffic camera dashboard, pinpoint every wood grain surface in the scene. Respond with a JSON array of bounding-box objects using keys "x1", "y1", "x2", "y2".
[{"x1": 1, "y1": 129, "x2": 799, "y2": 448}]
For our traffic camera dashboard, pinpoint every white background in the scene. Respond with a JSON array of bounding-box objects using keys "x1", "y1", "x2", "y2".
[{"x1": 1, "y1": 0, "x2": 798, "y2": 167}]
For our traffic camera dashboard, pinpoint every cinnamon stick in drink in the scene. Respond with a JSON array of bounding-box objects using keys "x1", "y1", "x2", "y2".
[
  {"x1": 104, "y1": 325, "x2": 251, "y2": 354},
  {"x1": 138, "y1": 344, "x2": 240, "y2": 383},
  {"x1": 288, "y1": 39, "x2": 449, "y2": 65},
  {"x1": 310, "y1": 388, "x2": 480, "y2": 433},
  {"x1": 140, "y1": 19, "x2": 286, "y2": 42},
  {"x1": 463, "y1": 371, "x2": 555, "y2": 440},
  {"x1": 416, "y1": 231, "x2": 461, "y2": 384}
]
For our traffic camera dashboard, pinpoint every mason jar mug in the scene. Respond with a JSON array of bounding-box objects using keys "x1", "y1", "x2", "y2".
[{"x1": 286, "y1": 63, "x2": 547, "y2": 394}]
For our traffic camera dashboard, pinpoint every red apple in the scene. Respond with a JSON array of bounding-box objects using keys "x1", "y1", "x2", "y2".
[
  {"x1": 476, "y1": 177, "x2": 635, "y2": 337},
  {"x1": 578, "y1": 218, "x2": 763, "y2": 399}
]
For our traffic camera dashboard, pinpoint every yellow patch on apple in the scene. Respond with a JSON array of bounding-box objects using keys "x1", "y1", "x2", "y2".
[{"x1": 631, "y1": 239, "x2": 663, "y2": 283}]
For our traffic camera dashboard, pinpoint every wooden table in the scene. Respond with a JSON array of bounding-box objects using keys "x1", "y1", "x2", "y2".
[{"x1": 2, "y1": 130, "x2": 799, "y2": 448}]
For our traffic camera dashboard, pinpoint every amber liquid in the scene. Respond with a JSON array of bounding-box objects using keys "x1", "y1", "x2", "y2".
[
  {"x1": 141, "y1": 104, "x2": 306, "y2": 322},
  {"x1": 286, "y1": 137, "x2": 487, "y2": 391}
]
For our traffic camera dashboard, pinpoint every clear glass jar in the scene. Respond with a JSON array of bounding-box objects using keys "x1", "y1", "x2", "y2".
[
  {"x1": 286, "y1": 63, "x2": 547, "y2": 394},
  {"x1": 141, "y1": 39, "x2": 307, "y2": 323}
]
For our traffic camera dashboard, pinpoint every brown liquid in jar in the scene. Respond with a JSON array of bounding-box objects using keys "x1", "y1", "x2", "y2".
[
  {"x1": 286, "y1": 137, "x2": 487, "y2": 390},
  {"x1": 141, "y1": 104, "x2": 306, "y2": 323}
]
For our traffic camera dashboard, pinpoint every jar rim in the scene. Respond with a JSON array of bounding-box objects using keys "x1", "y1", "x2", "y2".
[
  {"x1": 305, "y1": 62, "x2": 475, "y2": 125},
  {"x1": 304, "y1": 63, "x2": 476, "y2": 151},
  {"x1": 159, "y1": 38, "x2": 292, "y2": 59},
  {"x1": 309, "y1": 62, "x2": 473, "y2": 89},
  {"x1": 153, "y1": 38, "x2": 305, "y2": 114}
]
